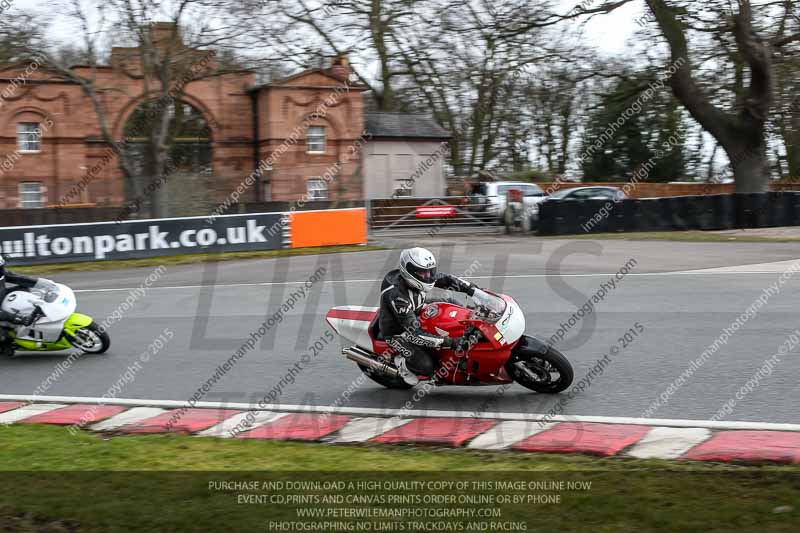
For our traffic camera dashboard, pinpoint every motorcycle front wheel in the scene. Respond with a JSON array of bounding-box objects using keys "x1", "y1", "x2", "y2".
[
  {"x1": 506, "y1": 336, "x2": 573, "y2": 393},
  {"x1": 67, "y1": 323, "x2": 111, "y2": 354}
]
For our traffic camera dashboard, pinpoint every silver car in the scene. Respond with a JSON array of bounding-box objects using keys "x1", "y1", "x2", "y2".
[
  {"x1": 471, "y1": 181, "x2": 547, "y2": 221},
  {"x1": 544, "y1": 186, "x2": 628, "y2": 202}
]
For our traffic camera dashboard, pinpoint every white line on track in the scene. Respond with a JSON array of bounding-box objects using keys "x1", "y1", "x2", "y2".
[
  {"x1": 684, "y1": 259, "x2": 800, "y2": 274},
  {"x1": 70, "y1": 268, "x2": 800, "y2": 294},
  {"x1": 1, "y1": 394, "x2": 798, "y2": 432}
]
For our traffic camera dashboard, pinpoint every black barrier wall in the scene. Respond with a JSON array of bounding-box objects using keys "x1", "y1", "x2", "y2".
[
  {"x1": 0, "y1": 212, "x2": 285, "y2": 265},
  {"x1": 537, "y1": 192, "x2": 800, "y2": 236}
]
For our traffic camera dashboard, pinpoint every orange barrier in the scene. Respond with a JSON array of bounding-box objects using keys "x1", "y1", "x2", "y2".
[{"x1": 289, "y1": 208, "x2": 367, "y2": 248}]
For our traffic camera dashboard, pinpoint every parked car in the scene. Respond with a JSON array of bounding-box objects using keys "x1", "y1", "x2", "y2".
[
  {"x1": 544, "y1": 186, "x2": 628, "y2": 202},
  {"x1": 469, "y1": 181, "x2": 547, "y2": 222},
  {"x1": 531, "y1": 186, "x2": 628, "y2": 228}
]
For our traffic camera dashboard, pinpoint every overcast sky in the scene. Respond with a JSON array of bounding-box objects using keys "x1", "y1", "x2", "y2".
[
  {"x1": 579, "y1": 1, "x2": 645, "y2": 55},
  {"x1": 21, "y1": 0, "x2": 645, "y2": 57}
]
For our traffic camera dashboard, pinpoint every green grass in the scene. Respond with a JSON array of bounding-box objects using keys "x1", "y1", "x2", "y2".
[
  {"x1": 0, "y1": 425, "x2": 797, "y2": 532},
  {"x1": 542, "y1": 230, "x2": 800, "y2": 243},
  {"x1": 13, "y1": 244, "x2": 383, "y2": 275}
]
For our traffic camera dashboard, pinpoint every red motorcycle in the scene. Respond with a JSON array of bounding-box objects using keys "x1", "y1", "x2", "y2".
[{"x1": 326, "y1": 288, "x2": 573, "y2": 392}]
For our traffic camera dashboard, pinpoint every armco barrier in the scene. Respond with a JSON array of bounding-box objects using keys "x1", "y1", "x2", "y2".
[
  {"x1": 0, "y1": 208, "x2": 367, "y2": 265},
  {"x1": 537, "y1": 192, "x2": 800, "y2": 236}
]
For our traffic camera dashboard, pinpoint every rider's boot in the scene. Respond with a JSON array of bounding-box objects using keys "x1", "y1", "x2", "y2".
[
  {"x1": 393, "y1": 355, "x2": 420, "y2": 386},
  {"x1": 0, "y1": 333, "x2": 15, "y2": 357}
]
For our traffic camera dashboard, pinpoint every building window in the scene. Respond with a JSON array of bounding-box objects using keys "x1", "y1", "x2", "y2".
[
  {"x1": 17, "y1": 123, "x2": 42, "y2": 152},
  {"x1": 307, "y1": 126, "x2": 326, "y2": 153},
  {"x1": 393, "y1": 180, "x2": 413, "y2": 198},
  {"x1": 19, "y1": 182, "x2": 45, "y2": 208},
  {"x1": 307, "y1": 178, "x2": 328, "y2": 200}
]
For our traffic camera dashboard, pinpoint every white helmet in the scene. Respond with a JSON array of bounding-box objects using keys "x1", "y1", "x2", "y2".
[{"x1": 399, "y1": 247, "x2": 437, "y2": 292}]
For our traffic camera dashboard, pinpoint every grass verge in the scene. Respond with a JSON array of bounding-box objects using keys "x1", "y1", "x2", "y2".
[
  {"x1": 541, "y1": 230, "x2": 800, "y2": 243},
  {"x1": 13, "y1": 244, "x2": 383, "y2": 275},
  {"x1": 0, "y1": 425, "x2": 797, "y2": 532}
]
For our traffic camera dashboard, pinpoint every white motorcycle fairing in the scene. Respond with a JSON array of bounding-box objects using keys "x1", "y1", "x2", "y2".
[
  {"x1": 1, "y1": 280, "x2": 77, "y2": 342},
  {"x1": 325, "y1": 306, "x2": 378, "y2": 351},
  {"x1": 495, "y1": 295, "x2": 525, "y2": 345}
]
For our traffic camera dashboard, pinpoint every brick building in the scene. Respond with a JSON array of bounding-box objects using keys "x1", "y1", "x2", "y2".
[{"x1": 0, "y1": 25, "x2": 449, "y2": 211}]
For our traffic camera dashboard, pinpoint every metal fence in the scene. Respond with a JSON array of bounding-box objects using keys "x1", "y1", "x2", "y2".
[{"x1": 367, "y1": 196, "x2": 502, "y2": 237}]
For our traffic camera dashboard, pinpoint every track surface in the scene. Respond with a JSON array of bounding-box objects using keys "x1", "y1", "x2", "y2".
[{"x1": 1, "y1": 236, "x2": 799, "y2": 424}]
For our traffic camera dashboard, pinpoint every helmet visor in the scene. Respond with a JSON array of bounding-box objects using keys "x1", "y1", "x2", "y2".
[{"x1": 407, "y1": 263, "x2": 436, "y2": 283}]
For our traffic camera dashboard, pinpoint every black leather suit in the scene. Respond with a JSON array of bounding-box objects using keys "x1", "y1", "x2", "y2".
[
  {"x1": 0, "y1": 269, "x2": 38, "y2": 346},
  {"x1": 377, "y1": 269, "x2": 476, "y2": 377}
]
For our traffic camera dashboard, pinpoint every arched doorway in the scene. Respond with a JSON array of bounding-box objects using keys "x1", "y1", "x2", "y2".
[{"x1": 122, "y1": 99, "x2": 213, "y2": 217}]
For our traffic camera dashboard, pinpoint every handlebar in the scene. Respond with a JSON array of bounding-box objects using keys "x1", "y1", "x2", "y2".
[
  {"x1": 30, "y1": 306, "x2": 44, "y2": 324},
  {"x1": 456, "y1": 325, "x2": 481, "y2": 354}
]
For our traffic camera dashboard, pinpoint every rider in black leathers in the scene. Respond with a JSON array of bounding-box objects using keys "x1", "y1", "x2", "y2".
[
  {"x1": 0, "y1": 254, "x2": 38, "y2": 356},
  {"x1": 377, "y1": 247, "x2": 477, "y2": 385}
]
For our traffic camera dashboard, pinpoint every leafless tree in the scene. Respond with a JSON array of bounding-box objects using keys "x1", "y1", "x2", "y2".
[
  {"x1": 392, "y1": 0, "x2": 560, "y2": 175},
  {"x1": 5, "y1": 0, "x2": 261, "y2": 216},
  {"x1": 243, "y1": 0, "x2": 425, "y2": 111},
  {"x1": 639, "y1": 0, "x2": 800, "y2": 191}
]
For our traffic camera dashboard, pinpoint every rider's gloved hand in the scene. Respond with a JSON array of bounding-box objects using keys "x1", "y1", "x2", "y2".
[
  {"x1": 12, "y1": 312, "x2": 35, "y2": 327},
  {"x1": 443, "y1": 336, "x2": 470, "y2": 352}
]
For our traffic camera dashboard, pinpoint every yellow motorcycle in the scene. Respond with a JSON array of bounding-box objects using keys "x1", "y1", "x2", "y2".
[{"x1": 2, "y1": 279, "x2": 110, "y2": 354}]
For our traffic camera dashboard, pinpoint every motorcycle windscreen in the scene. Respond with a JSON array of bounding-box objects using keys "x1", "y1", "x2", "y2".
[
  {"x1": 38, "y1": 283, "x2": 77, "y2": 324},
  {"x1": 469, "y1": 289, "x2": 507, "y2": 322}
]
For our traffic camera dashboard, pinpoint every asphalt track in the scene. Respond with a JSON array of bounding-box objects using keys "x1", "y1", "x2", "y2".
[{"x1": 1, "y1": 235, "x2": 799, "y2": 424}]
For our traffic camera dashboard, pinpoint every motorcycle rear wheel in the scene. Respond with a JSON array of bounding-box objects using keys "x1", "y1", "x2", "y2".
[
  {"x1": 506, "y1": 337, "x2": 573, "y2": 393},
  {"x1": 358, "y1": 364, "x2": 414, "y2": 390}
]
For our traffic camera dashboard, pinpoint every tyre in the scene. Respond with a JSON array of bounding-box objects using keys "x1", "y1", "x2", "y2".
[
  {"x1": 67, "y1": 322, "x2": 110, "y2": 354},
  {"x1": 505, "y1": 336, "x2": 573, "y2": 393},
  {"x1": 357, "y1": 364, "x2": 413, "y2": 390}
]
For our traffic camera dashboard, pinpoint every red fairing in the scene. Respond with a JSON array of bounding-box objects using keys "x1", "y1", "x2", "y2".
[
  {"x1": 330, "y1": 300, "x2": 517, "y2": 385},
  {"x1": 417, "y1": 303, "x2": 471, "y2": 338},
  {"x1": 416, "y1": 302, "x2": 515, "y2": 385}
]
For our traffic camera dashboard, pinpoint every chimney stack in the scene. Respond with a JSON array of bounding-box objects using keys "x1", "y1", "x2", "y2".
[{"x1": 330, "y1": 54, "x2": 352, "y2": 81}]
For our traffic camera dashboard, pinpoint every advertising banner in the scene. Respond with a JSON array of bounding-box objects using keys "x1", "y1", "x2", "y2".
[{"x1": 0, "y1": 212, "x2": 286, "y2": 265}]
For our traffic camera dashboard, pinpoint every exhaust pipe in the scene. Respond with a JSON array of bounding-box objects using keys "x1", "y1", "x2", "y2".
[{"x1": 342, "y1": 346, "x2": 400, "y2": 377}]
